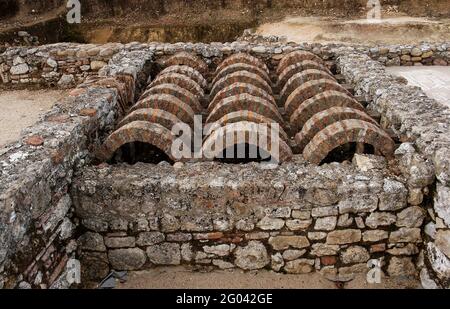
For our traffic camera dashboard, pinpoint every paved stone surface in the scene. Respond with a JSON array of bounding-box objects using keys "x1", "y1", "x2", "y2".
[{"x1": 386, "y1": 66, "x2": 450, "y2": 108}]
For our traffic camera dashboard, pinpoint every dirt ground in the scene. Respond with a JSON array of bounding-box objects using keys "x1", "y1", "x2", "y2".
[
  {"x1": 386, "y1": 66, "x2": 450, "y2": 108},
  {"x1": 256, "y1": 16, "x2": 450, "y2": 44},
  {"x1": 0, "y1": 89, "x2": 66, "y2": 148},
  {"x1": 115, "y1": 267, "x2": 420, "y2": 289}
]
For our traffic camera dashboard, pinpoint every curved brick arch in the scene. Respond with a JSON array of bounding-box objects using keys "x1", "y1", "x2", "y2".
[
  {"x1": 208, "y1": 82, "x2": 276, "y2": 114},
  {"x1": 303, "y1": 119, "x2": 395, "y2": 165},
  {"x1": 277, "y1": 60, "x2": 332, "y2": 90},
  {"x1": 215, "y1": 53, "x2": 269, "y2": 76},
  {"x1": 206, "y1": 110, "x2": 289, "y2": 142},
  {"x1": 97, "y1": 121, "x2": 177, "y2": 162},
  {"x1": 140, "y1": 83, "x2": 202, "y2": 114},
  {"x1": 285, "y1": 79, "x2": 349, "y2": 118},
  {"x1": 164, "y1": 52, "x2": 208, "y2": 75},
  {"x1": 276, "y1": 50, "x2": 325, "y2": 75},
  {"x1": 289, "y1": 90, "x2": 364, "y2": 132},
  {"x1": 202, "y1": 121, "x2": 293, "y2": 163},
  {"x1": 280, "y1": 69, "x2": 335, "y2": 104},
  {"x1": 212, "y1": 63, "x2": 271, "y2": 87},
  {"x1": 295, "y1": 107, "x2": 379, "y2": 152},
  {"x1": 130, "y1": 94, "x2": 195, "y2": 126},
  {"x1": 160, "y1": 65, "x2": 208, "y2": 90},
  {"x1": 206, "y1": 93, "x2": 284, "y2": 125},
  {"x1": 210, "y1": 71, "x2": 273, "y2": 100},
  {"x1": 150, "y1": 73, "x2": 205, "y2": 99},
  {"x1": 118, "y1": 108, "x2": 184, "y2": 132}
]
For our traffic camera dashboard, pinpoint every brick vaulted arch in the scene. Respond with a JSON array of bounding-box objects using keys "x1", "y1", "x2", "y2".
[
  {"x1": 164, "y1": 52, "x2": 208, "y2": 75},
  {"x1": 202, "y1": 121, "x2": 293, "y2": 163},
  {"x1": 160, "y1": 65, "x2": 208, "y2": 90},
  {"x1": 140, "y1": 83, "x2": 202, "y2": 114},
  {"x1": 210, "y1": 71, "x2": 273, "y2": 100},
  {"x1": 150, "y1": 72, "x2": 205, "y2": 99},
  {"x1": 277, "y1": 61, "x2": 332, "y2": 90},
  {"x1": 295, "y1": 106, "x2": 379, "y2": 151},
  {"x1": 276, "y1": 50, "x2": 325, "y2": 75},
  {"x1": 205, "y1": 110, "x2": 289, "y2": 142},
  {"x1": 285, "y1": 79, "x2": 350, "y2": 118},
  {"x1": 206, "y1": 93, "x2": 284, "y2": 125},
  {"x1": 208, "y1": 82, "x2": 276, "y2": 114},
  {"x1": 289, "y1": 90, "x2": 364, "y2": 132},
  {"x1": 130, "y1": 94, "x2": 195, "y2": 126},
  {"x1": 212, "y1": 63, "x2": 272, "y2": 86},
  {"x1": 117, "y1": 108, "x2": 184, "y2": 131},
  {"x1": 215, "y1": 53, "x2": 269, "y2": 76},
  {"x1": 280, "y1": 69, "x2": 335, "y2": 104},
  {"x1": 97, "y1": 121, "x2": 177, "y2": 162},
  {"x1": 302, "y1": 119, "x2": 395, "y2": 165}
]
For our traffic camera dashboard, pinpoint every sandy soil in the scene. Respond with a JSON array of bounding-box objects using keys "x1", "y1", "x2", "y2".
[
  {"x1": 0, "y1": 89, "x2": 66, "y2": 148},
  {"x1": 256, "y1": 16, "x2": 450, "y2": 44},
  {"x1": 386, "y1": 66, "x2": 450, "y2": 108},
  {"x1": 115, "y1": 267, "x2": 420, "y2": 289}
]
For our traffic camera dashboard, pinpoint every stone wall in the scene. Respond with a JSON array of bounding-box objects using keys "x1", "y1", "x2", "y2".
[
  {"x1": 0, "y1": 43, "x2": 123, "y2": 88},
  {"x1": 72, "y1": 157, "x2": 425, "y2": 286},
  {"x1": 0, "y1": 46, "x2": 153, "y2": 288},
  {"x1": 335, "y1": 49, "x2": 450, "y2": 288}
]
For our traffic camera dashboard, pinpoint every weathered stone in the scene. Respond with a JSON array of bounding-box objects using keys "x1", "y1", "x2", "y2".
[
  {"x1": 352, "y1": 154, "x2": 386, "y2": 172},
  {"x1": 266, "y1": 207, "x2": 291, "y2": 218},
  {"x1": 269, "y1": 252, "x2": 284, "y2": 271},
  {"x1": 355, "y1": 217, "x2": 365, "y2": 229},
  {"x1": 109, "y1": 248, "x2": 146, "y2": 270},
  {"x1": 257, "y1": 216, "x2": 285, "y2": 230},
  {"x1": 408, "y1": 188, "x2": 424, "y2": 206},
  {"x1": 420, "y1": 268, "x2": 439, "y2": 289},
  {"x1": 434, "y1": 184, "x2": 450, "y2": 227},
  {"x1": 80, "y1": 252, "x2": 109, "y2": 281},
  {"x1": 307, "y1": 232, "x2": 327, "y2": 241},
  {"x1": 410, "y1": 48, "x2": 423, "y2": 57},
  {"x1": 389, "y1": 228, "x2": 422, "y2": 243},
  {"x1": 286, "y1": 219, "x2": 312, "y2": 230},
  {"x1": 46, "y1": 58, "x2": 58, "y2": 68},
  {"x1": 365, "y1": 212, "x2": 396, "y2": 229},
  {"x1": 203, "y1": 244, "x2": 231, "y2": 257},
  {"x1": 110, "y1": 218, "x2": 128, "y2": 231},
  {"x1": 396, "y1": 206, "x2": 426, "y2": 228},
  {"x1": 311, "y1": 206, "x2": 338, "y2": 218},
  {"x1": 362, "y1": 230, "x2": 389, "y2": 242},
  {"x1": 326, "y1": 229, "x2": 361, "y2": 245},
  {"x1": 387, "y1": 257, "x2": 416, "y2": 277},
  {"x1": 181, "y1": 243, "x2": 193, "y2": 262},
  {"x1": 435, "y1": 230, "x2": 450, "y2": 258},
  {"x1": 292, "y1": 210, "x2": 311, "y2": 220},
  {"x1": 337, "y1": 214, "x2": 353, "y2": 227},
  {"x1": 314, "y1": 216, "x2": 337, "y2": 231},
  {"x1": 282, "y1": 249, "x2": 306, "y2": 261},
  {"x1": 146, "y1": 243, "x2": 181, "y2": 265},
  {"x1": 427, "y1": 242, "x2": 450, "y2": 281},
  {"x1": 379, "y1": 179, "x2": 407, "y2": 211},
  {"x1": 310, "y1": 243, "x2": 339, "y2": 256},
  {"x1": 387, "y1": 244, "x2": 419, "y2": 256},
  {"x1": 57, "y1": 74, "x2": 75, "y2": 89},
  {"x1": 104, "y1": 237, "x2": 135, "y2": 248},
  {"x1": 213, "y1": 219, "x2": 233, "y2": 232},
  {"x1": 83, "y1": 219, "x2": 108, "y2": 232},
  {"x1": 90, "y1": 60, "x2": 107, "y2": 71},
  {"x1": 10, "y1": 63, "x2": 29, "y2": 75},
  {"x1": 339, "y1": 263, "x2": 367, "y2": 277},
  {"x1": 161, "y1": 214, "x2": 180, "y2": 232},
  {"x1": 284, "y1": 259, "x2": 314, "y2": 274},
  {"x1": 234, "y1": 241, "x2": 269, "y2": 270},
  {"x1": 78, "y1": 232, "x2": 106, "y2": 252},
  {"x1": 268, "y1": 235, "x2": 310, "y2": 251},
  {"x1": 235, "y1": 219, "x2": 255, "y2": 231},
  {"x1": 136, "y1": 232, "x2": 165, "y2": 246},
  {"x1": 305, "y1": 188, "x2": 338, "y2": 206},
  {"x1": 245, "y1": 232, "x2": 270, "y2": 240},
  {"x1": 181, "y1": 215, "x2": 213, "y2": 232},
  {"x1": 338, "y1": 195, "x2": 378, "y2": 214},
  {"x1": 212, "y1": 260, "x2": 234, "y2": 269},
  {"x1": 340, "y1": 246, "x2": 370, "y2": 264},
  {"x1": 166, "y1": 232, "x2": 192, "y2": 242}
]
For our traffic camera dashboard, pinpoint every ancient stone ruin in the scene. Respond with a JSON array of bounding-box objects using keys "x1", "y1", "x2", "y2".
[{"x1": 0, "y1": 40, "x2": 449, "y2": 289}]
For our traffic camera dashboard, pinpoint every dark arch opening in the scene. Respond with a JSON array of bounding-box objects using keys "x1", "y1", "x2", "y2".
[
  {"x1": 215, "y1": 143, "x2": 273, "y2": 164},
  {"x1": 320, "y1": 142, "x2": 375, "y2": 165},
  {"x1": 109, "y1": 141, "x2": 174, "y2": 165}
]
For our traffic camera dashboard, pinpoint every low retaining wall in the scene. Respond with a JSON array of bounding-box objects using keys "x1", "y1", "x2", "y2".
[
  {"x1": 72, "y1": 157, "x2": 426, "y2": 286},
  {"x1": 336, "y1": 49, "x2": 450, "y2": 288},
  {"x1": 0, "y1": 43, "x2": 123, "y2": 88}
]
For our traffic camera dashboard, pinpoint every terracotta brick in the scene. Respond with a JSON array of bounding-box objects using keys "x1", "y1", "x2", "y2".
[
  {"x1": 321, "y1": 256, "x2": 337, "y2": 266},
  {"x1": 213, "y1": 63, "x2": 271, "y2": 86},
  {"x1": 215, "y1": 53, "x2": 269, "y2": 77},
  {"x1": 118, "y1": 108, "x2": 184, "y2": 130},
  {"x1": 164, "y1": 52, "x2": 208, "y2": 75},
  {"x1": 160, "y1": 65, "x2": 207, "y2": 90},
  {"x1": 150, "y1": 72, "x2": 204, "y2": 99},
  {"x1": 278, "y1": 60, "x2": 332, "y2": 90},
  {"x1": 277, "y1": 50, "x2": 325, "y2": 75},
  {"x1": 24, "y1": 135, "x2": 44, "y2": 146},
  {"x1": 210, "y1": 71, "x2": 273, "y2": 100}
]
